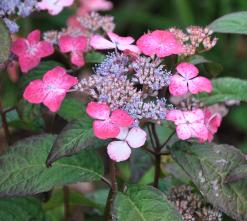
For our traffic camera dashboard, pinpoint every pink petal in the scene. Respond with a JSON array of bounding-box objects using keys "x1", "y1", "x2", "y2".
[
  {"x1": 107, "y1": 141, "x2": 131, "y2": 162},
  {"x1": 188, "y1": 77, "x2": 212, "y2": 94},
  {"x1": 183, "y1": 109, "x2": 204, "y2": 124},
  {"x1": 169, "y1": 74, "x2": 188, "y2": 96},
  {"x1": 117, "y1": 44, "x2": 140, "y2": 54},
  {"x1": 71, "y1": 51, "x2": 85, "y2": 67},
  {"x1": 166, "y1": 110, "x2": 186, "y2": 124},
  {"x1": 86, "y1": 102, "x2": 110, "y2": 120},
  {"x1": 43, "y1": 91, "x2": 66, "y2": 112},
  {"x1": 107, "y1": 32, "x2": 135, "y2": 45},
  {"x1": 126, "y1": 127, "x2": 147, "y2": 148},
  {"x1": 90, "y1": 35, "x2": 115, "y2": 50},
  {"x1": 73, "y1": 36, "x2": 87, "y2": 51},
  {"x1": 11, "y1": 39, "x2": 27, "y2": 56},
  {"x1": 27, "y1": 30, "x2": 41, "y2": 44},
  {"x1": 59, "y1": 35, "x2": 74, "y2": 52},
  {"x1": 36, "y1": 41, "x2": 54, "y2": 58},
  {"x1": 81, "y1": 0, "x2": 113, "y2": 12},
  {"x1": 23, "y1": 80, "x2": 46, "y2": 104},
  {"x1": 110, "y1": 109, "x2": 134, "y2": 127},
  {"x1": 93, "y1": 120, "x2": 120, "y2": 139},
  {"x1": 61, "y1": 0, "x2": 74, "y2": 7},
  {"x1": 190, "y1": 123, "x2": 208, "y2": 141},
  {"x1": 176, "y1": 124, "x2": 192, "y2": 140},
  {"x1": 176, "y1": 62, "x2": 199, "y2": 79},
  {"x1": 116, "y1": 127, "x2": 129, "y2": 140},
  {"x1": 208, "y1": 113, "x2": 222, "y2": 134},
  {"x1": 137, "y1": 30, "x2": 184, "y2": 58},
  {"x1": 43, "y1": 66, "x2": 78, "y2": 91},
  {"x1": 19, "y1": 56, "x2": 41, "y2": 73}
]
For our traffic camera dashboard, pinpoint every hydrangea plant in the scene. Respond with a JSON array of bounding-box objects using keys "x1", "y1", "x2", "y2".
[{"x1": 0, "y1": 1, "x2": 247, "y2": 221}]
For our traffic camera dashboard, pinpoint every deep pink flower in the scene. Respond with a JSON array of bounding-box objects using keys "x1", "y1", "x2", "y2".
[
  {"x1": 23, "y1": 66, "x2": 78, "y2": 112},
  {"x1": 166, "y1": 109, "x2": 208, "y2": 141},
  {"x1": 169, "y1": 62, "x2": 212, "y2": 96},
  {"x1": 200, "y1": 108, "x2": 222, "y2": 143},
  {"x1": 11, "y1": 30, "x2": 54, "y2": 73},
  {"x1": 136, "y1": 30, "x2": 184, "y2": 58},
  {"x1": 59, "y1": 35, "x2": 87, "y2": 67},
  {"x1": 90, "y1": 32, "x2": 140, "y2": 54},
  {"x1": 80, "y1": 0, "x2": 113, "y2": 12},
  {"x1": 37, "y1": 0, "x2": 74, "y2": 15},
  {"x1": 86, "y1": 102, "x2": 134, "y2": 140},
  {"x1": 107, "y1": 127, "x2": 147, "y2": 162}
]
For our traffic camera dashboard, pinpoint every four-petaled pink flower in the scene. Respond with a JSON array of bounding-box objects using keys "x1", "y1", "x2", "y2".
[
  {"x1": 23, "y1": 66, "x2": 78, "y2": 112},
  {"x1": 90, "y1": 32, "x2": 140, "y2": 54},
  {"x1": 11, "y1": 30, "x2": 54, "y2": 73},
  {"x1": 107, "y1": 127, "x2": 147, "y2": 162},
  {"x1": 136, "y1": 30, "x2": 184, "y2": 58},
  {"x1": 200, "y1": 108, "x2": 222, "y2": 143},
  {"x1": 59, "y1": 35, "x2": 87, "y2": 67},
  {"x1": 37, "y1": 0, "x2": 74, "y2": 15},
  {"x1": 166, "y1": 109, "x2": 208, "y2": 141},
  {"x1": 169, "y1": 62, "x2": 212, "y2": 96},
  {"x1": 86, "y1": 102, "x2": 134, "y2": 140}
]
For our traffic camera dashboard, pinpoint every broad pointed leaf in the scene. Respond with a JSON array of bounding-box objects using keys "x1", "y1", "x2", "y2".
[
  {"x1": 113, "y1": 185, "x2": 183, "y2": 221},
  {"x1": 0, "y1": 197, "x2": 46, "y2": 221},
  {"x1": 225, "y1": 164, "x2": 247, "y2": 183},
  {"x1": 0, "y1": 134, "x2": 104, "y2": 197},
  {"x1": 196, "y1": 77, "x2": 247, "y2": 105},
  {"x1": 46, "y1": 119, "x2": 106, "y2": 166},
  {"x1": 171, "y1": 141, "x2": 247, "y2": 221},
  {"x1": 209, "y1": 12, "x2": 247, "y2": 35}
]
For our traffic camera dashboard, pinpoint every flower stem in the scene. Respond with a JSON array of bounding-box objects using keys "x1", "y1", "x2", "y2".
[
  {"x1": 63, "y1": 186, "x2": 70, "y2": 221},
  {"x1": 104, "y1": 159, "x2": 118, "y2": 221},
  {"x1": 0, "y1": 101, "x2": 11, "y2": 146}
]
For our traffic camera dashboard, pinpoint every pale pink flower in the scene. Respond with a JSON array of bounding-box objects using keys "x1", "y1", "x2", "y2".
[
  {"x1": 136, "y1": 30, "x2": 184, "y2": 58},
  {"x1": 166, "y1": 109, "x2": 208, "y2": 141},
  {"x1": 90, "y1": 32, "x2": 140, "y2": 54},
  {"x1": 80, "y1": 0, "x2": 113, "y2": 12},
  {"x1": 11, "y1": 30, "x2": 54, "y2": 73},
  {"x1": 59, "y1": 35, "x2": 87, "y2": 67},
  {"x1": 169, "y1": 62, "x2": 212, "y2": 96},
  {"x1": 37, "y1": 0, "x2": 74, "y2": 15},
  {"x1": 200, "y1": 108, "x2": 222, "y2": 143},
  {"x1": 107, "y1": 127, "x2": 147, "y2": 162},
  {"x1": 23, "y1": 66, "x2": 78, "y2": 112},
  {"x1": 86, "y1": 102, "x2": 134, "y2": 140}
]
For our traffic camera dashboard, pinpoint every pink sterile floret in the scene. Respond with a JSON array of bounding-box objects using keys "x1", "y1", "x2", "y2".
[
  {"x1": 200, "y1": 108, "x2": 222, "y2": 143},
  {"x1": 169, "y1": 62, "x2": 212, "y2": 96},
  {"x1": 59, "y1": 35, "x2": 87, "y2": 67},
  {"x1": 107, "y1": 127, "x2": 147, "y2": 162},
  {"x1": 23, "y1": 66, "x2": 78, "y2": 112},
  {"x1": 86, "y1": 102, "x2": 134, "y2": 140},
  {"x1": 166, "y1": 109, "x2": 208, "y2": 141},
  {"x1": 11, "y1": 30, "x2": 54, "y2": 73},
  {"x1": 136, "y1": 30, "x2": 184, "y2": 58},
  {"x1": 90, "y1": 32, "x2": 140, "y2": 54},
  {"x1": 80, "y1": 0, "x2": 113, "y2": 12},
  {"x1": 37, "y1": 0, "x2": 74, "y2": 15}
]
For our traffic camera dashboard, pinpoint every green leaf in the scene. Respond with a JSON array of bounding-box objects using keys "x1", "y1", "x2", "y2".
[
  {"x1": 171, "y1": 141, "x2": 247, "y2": 221},
  {"x1": 19, "y1": 61, "x2": 63, "y2": 90},
  {"x1": 225, "y1": 164, "x2": 247, "y2": 183},
  {"x1": 196, "y1": 77, "x2": 247, "y2": 105},
  {"x1": 57, "y1": 97, "x2": 87, "y2": 121},
  {"x1": 85, "y1": 52, "x2": 105, "y2": 63},
  {"x1": 209, "y1": 11, "x2": 247, "y2": 34},
  {"x1": 0, "y1": 19, "x2": 11, "y2": 65},
  {"x1": 0, "y1": 197, "x2": 46, "y2": 221},
  {"x1": 0, "y1": 134, "x2": 104, "y2": 197},
  {"x1": 113, "y1": 185, "x2": 183, "y2": 221},
  {"x1": 46, "y1": 119, "x2": 106, "y2": 165}
]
